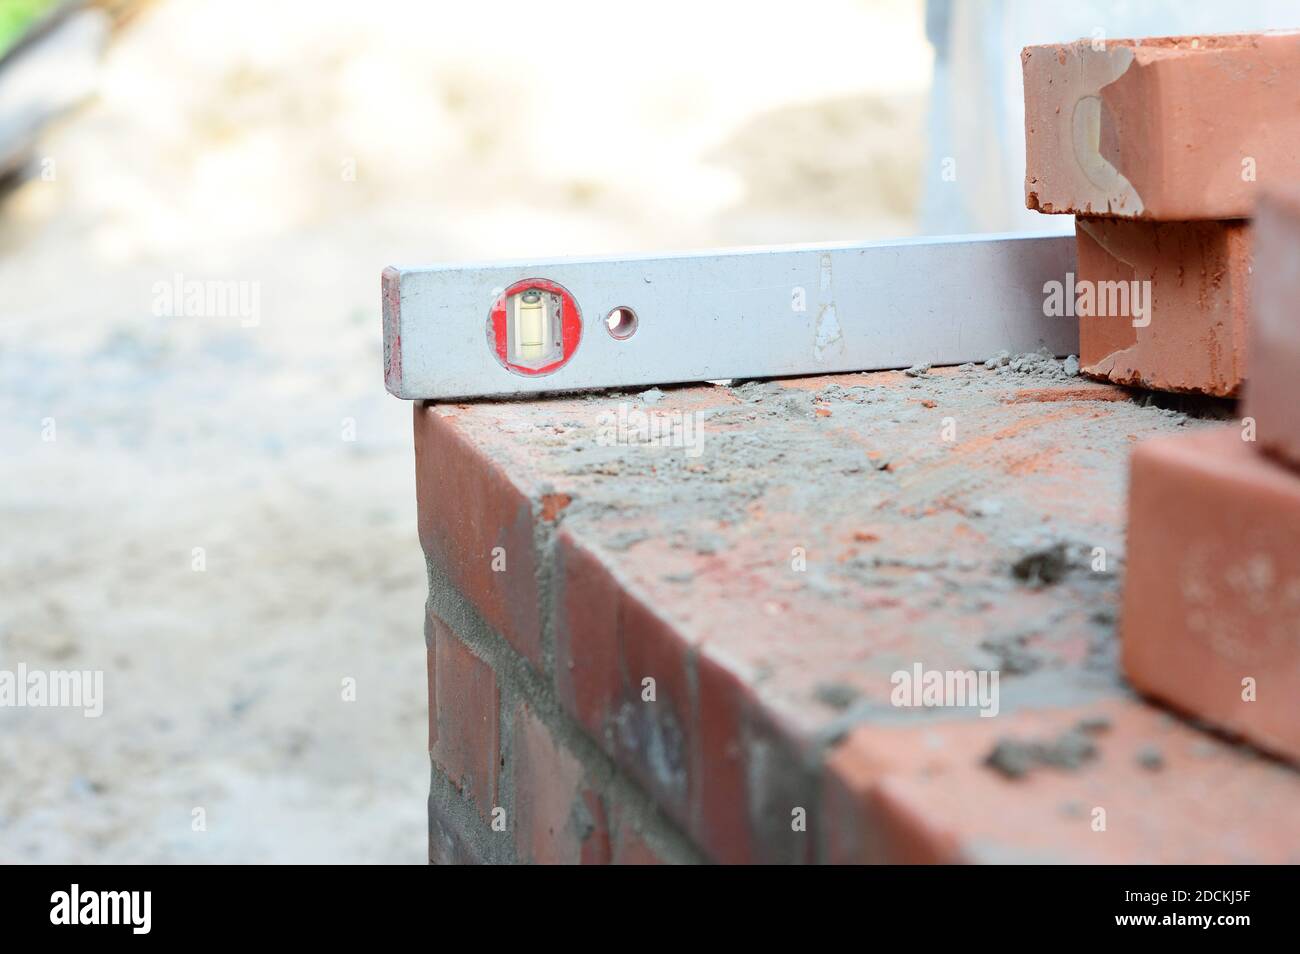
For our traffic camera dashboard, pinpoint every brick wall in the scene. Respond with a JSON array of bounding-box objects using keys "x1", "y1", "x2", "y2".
[
  {"x1": 422, "y1": 535, "x2": 703, "y2": 865},
  {"x1": 413, "y1": 368, "x2": 1300, "y2": 864}
]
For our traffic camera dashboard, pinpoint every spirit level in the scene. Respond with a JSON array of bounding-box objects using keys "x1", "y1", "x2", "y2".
[{"x1": 382, "y1": 233, "x2": 1076, "y2": 401}]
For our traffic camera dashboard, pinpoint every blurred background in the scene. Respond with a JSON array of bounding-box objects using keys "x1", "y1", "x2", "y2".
[{"x1": 1, "y1": 0, "x2": 1296, "y2": 863}]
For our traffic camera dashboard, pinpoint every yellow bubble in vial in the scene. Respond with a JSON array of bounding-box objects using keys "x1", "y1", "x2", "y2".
[{"x1": 515, "y1": 290, "x2": 546, "y2": 359}]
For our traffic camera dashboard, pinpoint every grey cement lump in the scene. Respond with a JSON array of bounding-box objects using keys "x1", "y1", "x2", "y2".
[
  {"x1": 985, "y1": 348, "x2": 1079, "y2": 379},
  {"x1": 1011, "y1": 542, "x2": 1075, "y2": 585},
  {"x1": 1010, "y1": 541, "x2": 1101, "y2": 586},
  {"x1": 813, "y1": 682, "x2": 860, "y2": 710},
  {"x1": 1137, "y1": 746, "x2": 1165, "y2": 771},
  {"x1": 984, "y1": 721, "x2": 1102, "y2": 779}
]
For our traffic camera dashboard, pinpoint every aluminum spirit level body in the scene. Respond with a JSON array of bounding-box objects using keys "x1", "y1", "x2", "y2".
[{"x1": 382, "y1": 233, "x2": 1077, "y2": 401}]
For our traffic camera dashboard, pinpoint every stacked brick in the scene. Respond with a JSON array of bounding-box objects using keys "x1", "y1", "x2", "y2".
[
  {"x1": 1119, "y1": 192, "x2": 1300, "y2": 767},
  {"x1": 1022, "y1": 32, "x2": 1300, "y2": 396},
  {"x1": 1024, "y1": 32, "x2": 1300, "y2": 766}
]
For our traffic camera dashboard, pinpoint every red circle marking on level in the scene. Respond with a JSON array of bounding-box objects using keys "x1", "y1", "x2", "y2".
[{"x1": 488, "y1": 278, "x2": 582, "y2": 376}]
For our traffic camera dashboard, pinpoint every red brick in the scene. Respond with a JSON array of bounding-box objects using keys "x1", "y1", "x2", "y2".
[
  {"x1": 1023, "y1": 33, "x2": 1300, "y2": 219},
  {"x1": 610, "y1": 827, "x2": 664, "y2": 865},
  {"x1": 692, "y1": 650, "x2": 751, "y2": 863},
  {"x1": 552, "y1": 536, "x2": 623, "y2": 740},
  {"x1": 694, "y1": 647, "x2": 815, "y2": 864},
  {"x1": 557, "y1": 532, "x2": 814, "y2": 863},
  {"x1": 607, "y1": 804, "x2": 669, "y2": 865},
  {"x1": 1244, "y1": 186, "x2": 1300, "y2": 469},
  {"x1": 1121, "y1": 427, "x2": 1300, "y2": 765},
  {"x1": 415, "y1": 404, "x2": 543, "y2": 667},
  {"x1": 825, "y1": 700, "x2": 1300, "y2": 863},
  {"x1": 553, "y1": 531, "x2": 696, "y2": 824},
  {"x1": 612, "y1": 835, "x2": 663, "y2": 864},
  {"x1": 1074, "y1": 218, "x2": 1251, "y2": 396},
  {"x1": 511, "y1": 701, "x2": 609, "y2": 864},
  {"x1": 823, "y1": 751, "x2": 959, "y2": 864},
  {"x1": 429, "y1": 612, "x2": 500, "y2": 821}
]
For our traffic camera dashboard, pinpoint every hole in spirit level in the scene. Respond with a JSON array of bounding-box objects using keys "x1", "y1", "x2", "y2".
[{"x1": 605, "y1": 306, "x2": 638, "y2": 340}]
